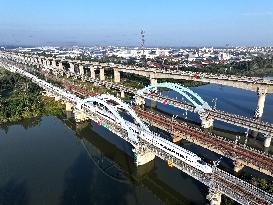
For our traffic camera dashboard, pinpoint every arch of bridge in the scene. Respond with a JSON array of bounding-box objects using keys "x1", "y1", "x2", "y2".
[
  {"x1": 76, "y1": 94, "x2": 149, "y2": 143},
  {"x1": 137, "y1": 82, "x2": 211, "y2": 111}
]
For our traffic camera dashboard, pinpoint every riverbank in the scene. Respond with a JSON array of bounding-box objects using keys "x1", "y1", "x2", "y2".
[{"x1": 0, "y1": 68, "x2": 63, "y2": 123}]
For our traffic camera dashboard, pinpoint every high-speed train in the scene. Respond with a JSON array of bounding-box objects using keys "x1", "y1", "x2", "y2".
[
  {"x1": 143, "y1": 133, "x2": 212, "y2": 173},
  {"x1": 128, "y1": 122, "x2": 212, "y2": 174}
]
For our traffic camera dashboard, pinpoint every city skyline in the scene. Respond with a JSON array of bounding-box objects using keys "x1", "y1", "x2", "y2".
[{"x1": 1, "y1": 0, "x2": 273, "y2": 47}]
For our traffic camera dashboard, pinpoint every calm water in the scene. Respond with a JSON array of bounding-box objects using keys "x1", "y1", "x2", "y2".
[
  {"x1": 1, "y1": 83, "x2": 273, "y2": 205},
  {"x1": 0, "y1": 116, "x2": 207, "y2": 205}
]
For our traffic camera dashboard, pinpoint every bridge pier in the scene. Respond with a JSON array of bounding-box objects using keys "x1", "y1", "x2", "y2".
[
  {"x1": 132, "y1": 148, "x2": 155, "y2": 166},
  {"x1": 52, "y1": 60, "x2": 57, "y2": 67},
  {"x1": 233, "y1": 160, "x2": 245, "y2": 172},
  {"x1": 120, "y1": 90, "x2": 125, "y2": 98},
  {"x1": 89, "y1": 65, "x2": 95, "y2": 79},
  {"x1": 69, "y1": 62, "x2": 75, "y2": 73},
  {"x1": 199, "y1": 113, "x2": 214, "y2": 129},
  {"x1": 79, "y1": 64, "x2": 84, "y2": 76},
  {"x1": 207, "y1": 189, "x2": 222, "y2": 205},
  {"x1": 42, "y1": 59, "x2": 47, "y2": 67},
  {"x1": 254, "y1": 87, "x2": 267, "y2": 119},
  {"x1": 150, "y1": 78, "x2": 157, "y2": 85},
  {"x1": 135, "y1": 96, "x2": 145, "y2": 106},
  {"x1": 74, "y1": 110, "x2": 89, "y2": 123},
  {"x1": 65, "y1": 102, "x2": 73, "y2": 112},
  {"x1": 54, "y1": 96, "x2": 61, "y2": 101},
  {"x1": 114, "y1": 68, "x2": 121, "y2": 83},
  {"x1": 264, "y1": 136, "x2": 272, "y2": 148},
  {"x1": 58, "y1": 62, "x2": 64, "y2": 72},
  {"x1": 99, "y1": 67, "x2": 105, "y2": 81}
]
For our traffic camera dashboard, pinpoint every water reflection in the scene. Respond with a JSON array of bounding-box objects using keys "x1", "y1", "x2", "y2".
[{"x1": 0, "y1": 116, "x2": 207, "y2": 205}]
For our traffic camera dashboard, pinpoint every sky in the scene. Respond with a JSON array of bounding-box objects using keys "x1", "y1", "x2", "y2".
[{"x1": 0, "y1": 0, "x2": 273, "y2": 47}]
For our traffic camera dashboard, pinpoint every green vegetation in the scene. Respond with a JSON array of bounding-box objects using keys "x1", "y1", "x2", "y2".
[
  {"x1": 174, "y1": 57, "x2": 273, "y2": 77},
  {"x1": 248, "y1": 177, "x2": 273, "y2": 194},
  {"x1": 0, "y1": 68, "x2": 64, "y2": 123}
]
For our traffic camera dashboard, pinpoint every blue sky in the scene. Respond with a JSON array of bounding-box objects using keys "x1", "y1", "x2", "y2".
[{"x1": 0, "y1": 0, "x2": 273, "y2": 46}]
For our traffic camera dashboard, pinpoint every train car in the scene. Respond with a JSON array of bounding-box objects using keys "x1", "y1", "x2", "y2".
[{"x1": 142, "y1": 132, "x2": 212, "y2": 174}]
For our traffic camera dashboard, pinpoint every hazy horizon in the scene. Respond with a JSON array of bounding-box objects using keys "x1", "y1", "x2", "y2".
[{"x1": 1, "y1": 0, "x2": 273, "y2": 47}]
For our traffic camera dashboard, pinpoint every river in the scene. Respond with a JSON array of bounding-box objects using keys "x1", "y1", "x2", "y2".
[{"x1": 0, "y1": 83, "x2": 273, "y2": 205}]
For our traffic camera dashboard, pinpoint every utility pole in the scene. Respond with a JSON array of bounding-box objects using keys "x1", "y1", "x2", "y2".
[{"x1": 140, "y1": 30, "x2": 145, "y2": 66}]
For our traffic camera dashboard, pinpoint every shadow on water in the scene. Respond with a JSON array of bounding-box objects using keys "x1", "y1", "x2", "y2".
[
  {"x1": 70, "y1": 121, "x2": 205, "y2": 205},
  {"x1": 0, "y1": 117, "x2": 41, "y2": 134},
  {"x1": 60, "y1": 151, "x2": 135, "y2": 205},
  {"x1": 0, "y1": 179, "x2": 29, "y2": 205}
]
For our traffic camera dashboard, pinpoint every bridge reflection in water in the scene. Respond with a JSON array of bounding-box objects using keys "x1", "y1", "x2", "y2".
[{"x1": 70, "y1": 119, "x2": 207, "y2": 205}]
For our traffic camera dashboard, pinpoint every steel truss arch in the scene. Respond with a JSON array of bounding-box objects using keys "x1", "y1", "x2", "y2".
[
  {"x1": 137, "y1": 82, "x2": 211, "y2": 111},
  {"x1": 76, "y1": 94, "x2": 149, "y2": 143}
]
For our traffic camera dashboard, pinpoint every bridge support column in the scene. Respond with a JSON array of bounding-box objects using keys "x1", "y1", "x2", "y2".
[
  {"x1": 89, "y1": 65, "x2": 95, "y2": 79},
  {"x1": 54, "y1": 96, "x2": 61, "y2": 101},
  {"x1": 79, "y1": 64, "x2": 84, "y2": 76},
  {"x1": 99, "y1": 67, "x2": 105, "y2": 81},
  {"x1": 199, "y1": 113, "x2": 214, "y2": 129},
  {"x1": 74, "y1": 110, "x2": 89, "y2": 123},
  {"x1": 254, "y1": 87, "x2": 267, "y2": 119},
  {"x1": 114, "y1": 68, "x2": 121, "y2": 83},
  {"x1": 133, "y1": 148, "x2": 155, "y2": 166},
  {"x1": 52, "y1": 60, "x2": 57, "y2": 67},
  {"x1": 46, "y1": 60, "x2": 51, "y2": 68},
  {"x1": 65, "y1": 102, "x2": 73, "y2": 112},
  {"x1": 42, "y1": 59, "x2": 47, "y2": 67},
  {"x1": 69, "y1": 63, "x2": 75, "y2": 73},
  {"x1": 233, "y1": 160, "x2": 245, "y2": 172},
  {"x1": 120, "y1": 90, "x2": 125, "y2": 98},
  {"x1": 264, "y1": 136, "x2": 272, "y2": 148},
  {"x1": 207, "y1": 189, "x2": 221, "y2": 205},
  {"x1": 58, "y1": 62, "x2": 64, "y2": 71},
  {"x1": 150, "y1": 78, "x2": 157, "y2": 85},
  {"x1": 135, "y1": 96, "x2": 145, "y2": 106}
]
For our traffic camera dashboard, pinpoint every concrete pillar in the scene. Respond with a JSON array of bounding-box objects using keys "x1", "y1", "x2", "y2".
[
  {"x1": 114, "y1": 68, "x2": 121, "y2": 83},
  {"x1": 89, "y1": 64, "x2": 95, "y2": 79},
  {"x1": 43, "y1": 59, "x2": 47, "y2": 66},
  {"x1": 99, "y1": 66, "x2": 105, "y2": 81},
  {"x1": 69, "y1": 63, "x2": 75, "y2": 73},
  {"x1": 79, "y1": 64, "x2": 84, "y2": 76},
  {"x1": 135, "y1": 96, "x2": 145, "y2": 105},
  {"x1": 150, "y1": 78, "x2": 157, "y2": 85},
  {"x1": 264, "y1": 136, "x2": 272, "y2": 148},
  {"x1": 120, "y1": 90, "x2": 125, "y2": 98},
  {"x1": 233, "y1": 160, "x2": 244, "y2": 172},
  {"x1": 207, "y1": 189, "x2": 221, "y2": 205},
  {"x1": 199, "y1": 113, "x2": 214, "y2": 129},
  {"x1": 58, "y1": 62, "x2": 64, "y2": 71},
  {"x1": 54, "y1": 96, "x2": 61, "y2": 101},
  {"x1": 65, "y1": 102, "x2": 73, "y2": 112},
  {"x1": 132, "y1": 148, "x2": 155, "y2": 166},
  {"x1": 254, "y1": 87, "x2": 267, "y2": 119},
  {"x1": 52, "y1": 60, "x2": 57, "y2": 67},
  {"x1": 74, "y1": 110, "x2": 89, "y2": 123},
  {"x1": 46, "y1": 60, "x2": 51, "y2": 67}
]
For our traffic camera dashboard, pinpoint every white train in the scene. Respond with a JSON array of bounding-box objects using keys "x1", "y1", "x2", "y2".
[{"x1": 127, "y1": 122, "x2": 212, "y2": 173}]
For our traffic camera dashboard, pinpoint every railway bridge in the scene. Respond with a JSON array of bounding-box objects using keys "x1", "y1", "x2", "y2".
[
  {"x1": 12, "y1": 63, "x2": 273, "y2": 177},
  {"x1": 4, "y1": 52, "x2": 272, "y2": 145},
  {"x1": 1, "y1": 60, "x2": 273, "y2": 204}
]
